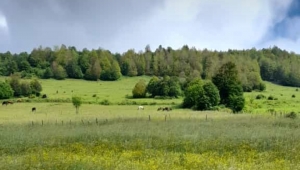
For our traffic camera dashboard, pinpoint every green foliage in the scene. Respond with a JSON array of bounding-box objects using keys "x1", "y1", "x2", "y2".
[
  {"x1": 30, "y1": 79, "x2": 42, "y2": 95},
  {"x1": 43, "y1": 67, "x2": 53, "y2": 79},
  {"x1": 66, "y1": 60, "x2": 83, "y2": 79},
  {"x1": 256, "y1": 94, "x2": 266, "y2": 99},
  {"x1": 146, "y1": 76, "x2": 181, "y2": 98},
  {"x1": 52, "y1": 63, "x2": 67, "y2": 80},
  {"x1": 20, "y1": 82, "x2": 32, "y2": 96},
  {"x1": 146, "y1": 76, "x2": 159, "y2": 97},
  {"x1": 2, "y1": 45, "x2": 300, "y2": 88},
  {"x1": 202, "y1": 82, "x2": 221, "y2": 107},
  {"x1": 0, "y1": 81, "x2": 14, "y2": 99},
  {"x1": 267, "y1": 95, "x2": 276, "y2": 100},
  {"x1": 183, "y1": 79, "x2": 220, "y2": 110},
  {"x1": 72, "y1": 96, "x2": 82, "y2": 114},
  {"x1": 84, "y1": 57, "x2": 101, "y2": 81},
  {"x1": 9, "y1": 75, "x2": 22, "y2": 96},
  {"x1": 227, "y1": 95, "x2": 245, "y2": 113},
  {"x1": 132, "y1": 80, "x2": 147, "y2": 98},
  {"x1": 100, "y1": 60, "x2": 121, "y2": 81},
  {"x1": 285, "y1": 111, "x2": 297, "y2": 119},
  {"x1": 212, "y1": 62, "x2": 245, "y2": 112},
  {"x1": 100, "y1": 99, "x2": 111, "y2": 105}
]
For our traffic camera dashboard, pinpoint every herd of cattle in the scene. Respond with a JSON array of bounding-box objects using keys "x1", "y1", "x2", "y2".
[
  {"x1": 138, "y1": 106, "x2": 172, "y2": 111},
  {"x1": 2, "y1": 101, "x2": 171, "y2": 113},
  {"x1": 2, "y1": 100, "x2": 36, "y2": 112}
]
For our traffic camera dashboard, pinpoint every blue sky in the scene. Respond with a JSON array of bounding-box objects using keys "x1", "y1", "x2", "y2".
[{"x1": 0, "y1": 0, "x2": 300, "y2": 54}]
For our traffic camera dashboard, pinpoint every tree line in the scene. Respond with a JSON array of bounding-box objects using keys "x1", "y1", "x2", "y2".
[
  {"x1": 0, "y1": 45, "x2": 299, "y2": 88},
  {"x1": 132, "y1": 61, "x2": 245, "y2": 112},
  {"x1": 0, "y1": 75, "x2": 42, "y2": 99}
]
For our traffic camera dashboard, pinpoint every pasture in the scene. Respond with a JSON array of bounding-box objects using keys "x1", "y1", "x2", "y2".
[
  {"x1": 1, "y1": 103, "x2": 300, "y2": 169},
  {"x1": 1, "y1": 77, "x2": 300, "y2": 169}
]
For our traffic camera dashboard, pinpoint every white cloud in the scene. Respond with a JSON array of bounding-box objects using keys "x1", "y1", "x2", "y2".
[
  {"x1": 0, "y1": 12, "x2": 8, "y2": 32},
  {"x1": 0, "y1": 12, "x2": 10, "y2": 47},
  {"x1": 111, "y1": 0, "x2": 294, "y2": 53},
  {"x1": 262, "y1": 16, "x2": 300, "y2": 53}
]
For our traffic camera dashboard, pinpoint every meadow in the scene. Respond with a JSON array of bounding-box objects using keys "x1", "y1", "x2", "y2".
[{"x1": 1, "y1": 77, "x2": 300, "y2": 169}]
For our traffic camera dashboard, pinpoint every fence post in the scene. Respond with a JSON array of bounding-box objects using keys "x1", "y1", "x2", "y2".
[
  {"x1": 62, "y1": 120, "x2": 63, "y2": 125},
  {"x1": 206, "y1": 114, "x2": 207, "y2": 121},
  {"x1": 81, "y1": 119, "x2": 84, "y2": 125},
  {"x1": 165, "y1": 115, "x2": 167, "y2": 122},
  {"x1": 32, "y1": 121, "x2": 34, "y2": 126},
  {"x1": 148, "y1": 115, "x2": 151, "y2": 121},
  {"x1": 42, "y1": 120, "x2": 43, "y2": 126},
  {"x1": 96, "y1": 118, "x2": 98, "y2": 125}
]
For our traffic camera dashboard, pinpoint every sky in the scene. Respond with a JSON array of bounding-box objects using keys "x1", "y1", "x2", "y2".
[{"x1": 0, "y1": 0, "x2": 300, "y2": 54}]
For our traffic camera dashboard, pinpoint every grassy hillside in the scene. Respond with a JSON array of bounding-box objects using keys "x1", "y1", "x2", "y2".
[
  {"x1": 2, "y1": 76, "x2": 300, "y2": 113},
  {"x1": 1, "y1": 77, "x2": 300, "y2": 169},
  {"x1": 244, "y1": 81, "x2": 300, "y2": 114},
  {"x1": 0, "y1": 76, "x2": 182, "y2": 105}
]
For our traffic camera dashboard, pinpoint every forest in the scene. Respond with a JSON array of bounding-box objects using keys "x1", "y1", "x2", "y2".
[{"x1": 0, "y1": 45, "x2": 300, "y2": 90}]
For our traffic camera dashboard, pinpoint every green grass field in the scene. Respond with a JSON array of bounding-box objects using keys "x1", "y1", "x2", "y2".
[{"x1": 1, "y1": 77, "x2": 300, "y2": 169}]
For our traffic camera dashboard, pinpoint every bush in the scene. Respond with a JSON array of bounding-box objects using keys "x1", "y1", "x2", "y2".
[
  {"x1": 132, "y1": 80, "x2": 147, "y2": 98},
  {"x1": 292, "y1": 94, "x2": 296, "y2": 98},
  {"x1": 227, "y1": 95, "x2": 245, "y2": 113},
  {"x1": 183, "y1": 80, "x2": 220, "y2": 110},
  {"x1": 256, "y1": 94, "x2": 266, "y2": 99},
  {"x1": 0, "y1": 82, "x2": 14, "y2": 99},
  {"x1": 92, "y1": 94, "x2": 97, "y2": 97},
  {"x1": 100, "y1": 99, "x2": 110, "y2": 105},
  {"x1": 268, "y1": 95, "x2": 275, "y2": 100},
  {"x1": 285, "y1": 112, "x2": 297, "y2": 119}
]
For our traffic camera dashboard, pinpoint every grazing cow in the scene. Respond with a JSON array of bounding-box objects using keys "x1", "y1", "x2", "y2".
[
  {"x1": 16, "y1": 99, "x2": 22, "y2": 103},
  {"x1": 2, "y1": 101, "x2": 13, "y2": 106},
  {"x1": 2, "y1": 101, "x2": 8, "y2": 106},
  {"x1": 32, "y1": 107, "x2": 36, "y2": 112},
  {"x1": 162, "y1": 107, "x2": 172, "y2": 111},
  {"x1": 7, "y1": 101, "x2": 13, "y2": 105},
  {"x1": 138, "y1": 106, "x2": 144, "y2": 110},
  {"x1": 157, "y1": 107, "x2": 162, "y2": 111}
]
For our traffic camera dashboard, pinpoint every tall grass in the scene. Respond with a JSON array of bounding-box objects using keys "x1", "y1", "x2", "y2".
[{"x1": 1, "y1": 103, "x2": 300, "y2": 169}]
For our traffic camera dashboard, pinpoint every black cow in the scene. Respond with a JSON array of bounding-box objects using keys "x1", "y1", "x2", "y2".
[
  {"x1": 2, "y1": 101, "x2": 8, "y2": 106},
  {"x1": 32, "y1": 107, "x2": 36, "y2": 112},
  {"x1": 162, "y1": 107, "x2": 172, "y2": 111},
  {"x1": 2, "y1": 101, "x2": 13, "y2": 106}
]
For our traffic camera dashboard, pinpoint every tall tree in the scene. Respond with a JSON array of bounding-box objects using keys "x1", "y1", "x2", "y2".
[{"x1": 212, "y1": 62, "x2": 244, "y2": 112}]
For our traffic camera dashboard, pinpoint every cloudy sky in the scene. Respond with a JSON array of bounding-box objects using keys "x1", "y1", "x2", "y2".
[{"x1": 0, "y1": 0, "x2": 300, "y2": 53}]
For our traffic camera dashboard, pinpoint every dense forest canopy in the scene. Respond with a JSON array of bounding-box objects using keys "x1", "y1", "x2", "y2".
[{"x1": 0, "y1": 45, "x2": 299, "y2": 89}]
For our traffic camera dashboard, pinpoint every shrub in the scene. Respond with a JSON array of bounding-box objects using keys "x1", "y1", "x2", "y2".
[
  {"x1": 227, "y1": 95, "x2": 245, "y2": 113},
  {"x1": 0, "y1": 81, "x2": 14, "y2": 99},
  {"x1": 292, "y1": 94, "x2": 296, "y2": 98},
  {"x1": 256, "y1": 94, "x2": 266, "y2": 99},
  {"x1": 92, "y1": 94, "x2": 97, "y2": 97},
  {"x1": 132, "y1": 80, "x2": 147, "y2": 98},
  {"x1": 285, "y1": 112, "x2": 297, "y2": 119},
  {"x1": 183, "y1": 80, "x2": 220, "y2": 110},
  {"x1": 296, "y1": 88, "x2": 299, "y2": 91},
  {"x1": 268, "y1": 95, "x2": 275, "y2": 100},
  {"x1": 100, "y1": 99, "x2": 110, "y2": 105},
  {"x1": 72, "y1": 96, "x2": 82, "y2": 114}
]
